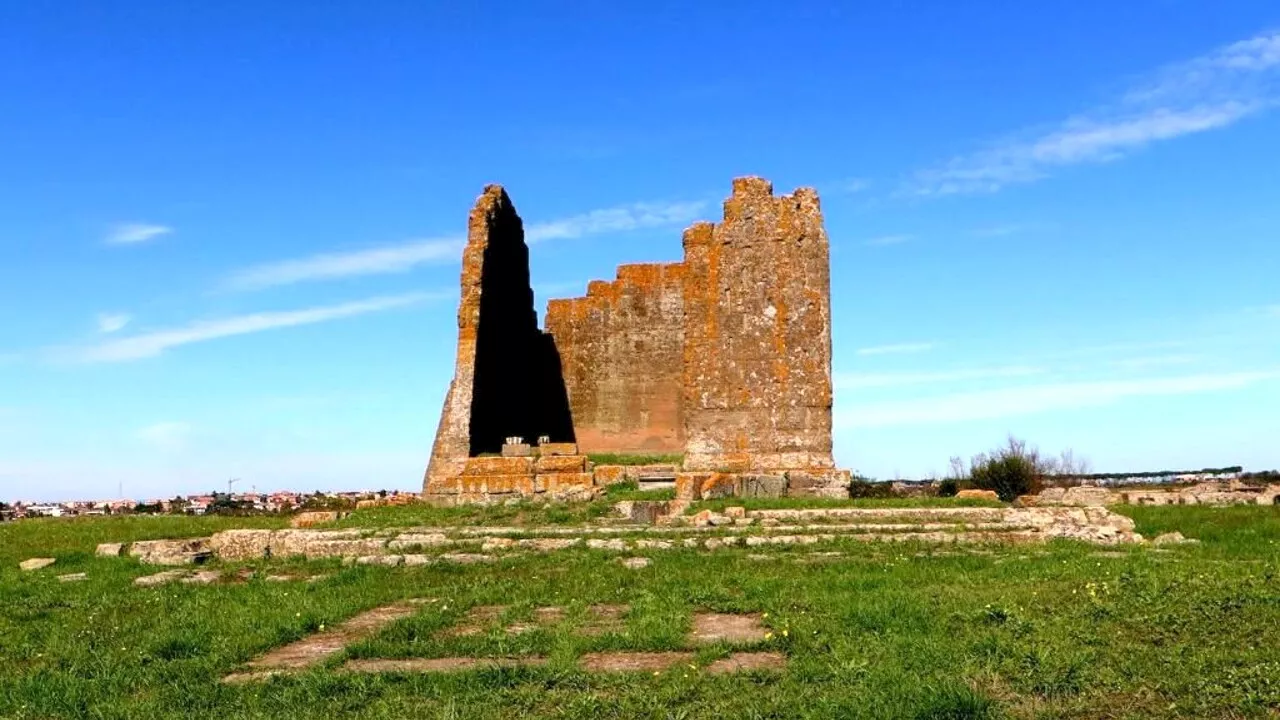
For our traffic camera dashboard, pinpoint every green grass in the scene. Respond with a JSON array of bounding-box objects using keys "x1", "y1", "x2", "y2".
[
  {"x1": 586, "y1": 453, "x2": 684, "y2": 467},
  {"x1": 1, "y1": 505, "x2": 1278, "y2": 718}
]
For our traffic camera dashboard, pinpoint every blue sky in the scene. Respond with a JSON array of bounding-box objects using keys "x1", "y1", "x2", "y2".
[{"x1": 2, "y1": 2, "x2": 1279, "y2": 501}]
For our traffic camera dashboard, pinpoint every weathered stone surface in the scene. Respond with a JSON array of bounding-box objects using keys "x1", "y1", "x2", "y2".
[
  {"x1": 586, "y1": 538, "x2": 627, "y2": 551},
  {"x1": 1061, "y1": 486, "x2": 1115, "y2": 507},
  {"x1": 129, "y1": 538, "x2": 212, "y2": 566},
  {"x1": 1153, "y1": 531, "x2": 1196, "y2": 545},
  {"x1": 19, "y1": 558, "x2": 56, "y2": 571},
  {"x1": 343, "y1": 657, "x2": 548, "y2": 674},
  {"x1": 501, "y1": 443, "x2": 532, "y2": 457},
  {"x1": 538, "y1": 442, "x2": 579, "y2": 456},
  {"x1": 96, "y1": 543, "x2": 125, "y2": 557},
  {"x1": 737, "y1": 474, "x2": 788, "y2": 498},
  {"x1": 135, "y1": 570, "x2": 189, "y2": 587},
  {"x1": 593, "y1": 465, "x2": 627, "y2": 486},
  {"x1": 681, "y1": 178, "x2": 834, "y2": 475},
  {"x1": 57, "y1": 573, "x2": 87, "y2": 583},
  {"x1": 291, "y1": 511, "x2": 346, "y2": 528},
  {"x1": 619, "y1": 557, "x2": 651, "y2": 569},
  {"x1": 724, "y1": 506, "x2": 747, "y2": 519},
  {"x1": 545, "y1": 263, "x2": 687, "y2": 455},
  {"x1": 210, "y1": 529, "x2": 275, "y2": 560},
  {"x1": 536, "y1": 454, "x2": 588, "y2": 474},
  {"x1": 785, "y1": 470, "x2": 851, "y2": 499},
  {"x1": 956, "y1": 489, "x2": 1001, "y2": 502}
]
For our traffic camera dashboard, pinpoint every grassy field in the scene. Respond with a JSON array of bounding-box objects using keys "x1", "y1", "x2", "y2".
[{"x1": 1, "y1": 503, "x2": 1277, "y2": 719}]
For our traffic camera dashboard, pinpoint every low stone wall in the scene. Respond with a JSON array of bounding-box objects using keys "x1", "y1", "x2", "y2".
[{"x1": 1024, "y1": 482, "x2": 1280, "y2": 508}]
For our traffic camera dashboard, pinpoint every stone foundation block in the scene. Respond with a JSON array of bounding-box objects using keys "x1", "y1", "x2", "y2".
[
  {"x1": 593, "y1": 465, "x2": 627, "y2": 486},
  {"x1": 463, "y1": 457, "x2": 534, "y2": 476},
  {"x1": 457, "y1": 475, "x2": 536, "y2": 495},
  {"x1": 536, "y1": 455, "x2": 588, "y2": 474},
  {"x1": 129, "y1": 538, "x2": 213, "y2": 566},
  {"x1": 737, "y1": 474, "x2": 787, "y2": 498},
  {"x1": 536, "y1": 473, "x2": 595, "y2": 493},
  {"x1": 676, "y1": 472, "x2": 714, "y2": 501},
  {"x1": 501, "y1": 443, "x2": 533, "y2": 458},
  {"x1": 538, "y1": 442, "x2": 579, "y2": 456},
  {"x1": 699, "y1": 473, "x2": 737, "y2": 500},
  {"x1": 785, "y1": 470, "x2": 851, "y2": 499}
]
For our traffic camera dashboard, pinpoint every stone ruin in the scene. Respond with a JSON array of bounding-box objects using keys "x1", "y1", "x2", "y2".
[{"x1": 423, "y1": 177, "x2": 848, "y2": 504}]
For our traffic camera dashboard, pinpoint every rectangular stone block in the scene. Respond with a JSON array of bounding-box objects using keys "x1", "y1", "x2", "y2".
[
  {"x1": 785, "y1": 470, "x2": 851, "y2": 499},
  {"x1": 536, "y1": 473, "x2": 594, "y2": 493},
  {"x1": 538, "y1": 442, "x2": 580, "y2": 456},
  {"x1": 501, "y1": 443, "x2": 533, "y2": 458},
  {"x1": 699, "y1": 473, "x2": 737, "y2": 500},
  {"x1": 304, "y1": 538, "x2": 388, "y2": 559},
  {"x1": 593, "y1": 465, "x2": 627, "y2": 486},
  {"x1": 462, "y1": 457, "x2": 534, "y2": 476},
  {"x1": 536, "y1": 455, "x2": 588, "y2": 474},
  {"x1": 458, "y1": 475, "x2": 536, "y2": 495},
  {"x1": 737, "y1": 474, "x2": 787, "y2": 498},
  {"x1": 676, "y1": 472, "x2": 714, "y2": 501},
  {"x1": 209, "y1": 529, "x2": 275, "y2": 560}
]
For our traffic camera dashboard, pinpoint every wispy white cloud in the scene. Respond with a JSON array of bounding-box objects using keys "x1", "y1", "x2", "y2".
[
  {"x1": 106, "y1": 222, "x2": 172, "y2": 246},
  {"x1": 223, "y1": 199, "x2": 706, "y2": 291},
  {"x1": 96, "y1": 313, "x2": 131, "y2": 334},
  {"x1": 1267, "y1": 305, "x2": 1280, "y2": 317},
  {"x1": 525, "y1": 200, "x2": 706, "y2": 244},
  {"x1": 136, "y1": 422, "x2": 192, "y2": 450},
  {"x1": 911, "y1": 30, "x2": 1280, "y2": 195},
  {"x1": 855, "y1": 342, "x2": 936, "y2": 357},
  {"x1": 835, "y1": 365, "x2": 1043, "y2": 390},
  {"x1": 224, "y1": 236, "x2": 465, "y2": 291},
  {"x1": 839, "y1": 371, "x2": 1276, "y2": 428},
  {"x1": 863, "y1": 234, "x2": 912, "y2": 247},
  {"x1": 66, "y1": 292, "x2": 440, "y2": 363},
  {"x1": 827, "y1": 178, "x2": 870, "y2": 195}
]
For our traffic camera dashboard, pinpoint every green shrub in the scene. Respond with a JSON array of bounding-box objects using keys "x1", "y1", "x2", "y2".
[
  {"x1": 849, "y1": 480, "x2": 896, "y2": 499},
  {"x1": 969, "y1": 451, "x2": 1042, "y2": 502}
]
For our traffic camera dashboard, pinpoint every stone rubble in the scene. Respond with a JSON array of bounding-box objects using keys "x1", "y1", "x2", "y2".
[{"x1": 19, "y1": 557, "x2": 56, "y2": 571}]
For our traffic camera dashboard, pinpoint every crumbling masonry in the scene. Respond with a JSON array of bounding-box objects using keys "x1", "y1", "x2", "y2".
[{"x1": 423, "y1": 177, "x2": 849, "y2": 504}]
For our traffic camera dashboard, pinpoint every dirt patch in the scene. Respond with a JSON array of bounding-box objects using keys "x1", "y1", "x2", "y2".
[
  {"x1": 580, "y1": 604, "x2": 629, "y2": 636},
  {"x1": 704, "y1": 652, "x2": 786, "y2": 674},
  {"x1": 581, "y1": 651, "x2": 694, "y2": 672},
  {"x1": 689, "y1": 613, "x2": 769, "y2": 645},
  {"x1": 443, "y1": 605, "x2": 508, "y2": 637},
  {"x1": 507, "y1": 606, "x2": 565, "y2": 634},
  {"x1": 343, "y1": 657, "x2": 548, "y2": 673},
  {"x1": 223, "y1": 599, "x2": 428, "y2": 682}
]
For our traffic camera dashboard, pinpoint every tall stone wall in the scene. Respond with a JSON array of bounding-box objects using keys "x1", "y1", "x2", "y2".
[
  {"x1": 544, "y1": 263, "x2": 686, "y2": 455},
  {"x1": 680, "y1": 177, "x2": 834, "y2": 473},
  {"x1": 424, "y1": 186, "x2": 574, "y2": 494}
]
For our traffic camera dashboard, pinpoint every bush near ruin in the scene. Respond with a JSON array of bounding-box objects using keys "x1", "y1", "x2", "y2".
[{"x1": 952, "y1": 437, "x2": 1091, "y2": 502}]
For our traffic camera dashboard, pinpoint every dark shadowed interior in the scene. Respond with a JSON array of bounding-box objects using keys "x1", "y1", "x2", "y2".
[{"x1": 468, "y1": 208, "x2": 576, "y2": 455}]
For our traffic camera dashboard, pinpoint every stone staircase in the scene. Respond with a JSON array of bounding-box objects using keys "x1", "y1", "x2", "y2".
[{"x1": 108, "y1": 505, "x2": 1145, "y2": 567}]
